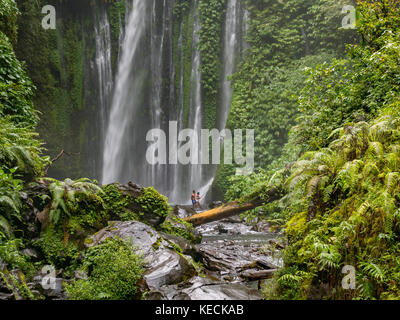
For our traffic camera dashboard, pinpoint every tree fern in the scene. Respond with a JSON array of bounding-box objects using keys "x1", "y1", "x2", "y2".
[
  {"x1": 0, "y1": 117, "x2": 48, "y2": 176},
  {"x1": 42, "y1": 178, "x2": 104, "y2": 225},
  {"x1": 359, "y1": 262, "x2": 386, "y2": 283},
  {"x1": 0, "y1": 215, "x2": 13, "y2": 239}
]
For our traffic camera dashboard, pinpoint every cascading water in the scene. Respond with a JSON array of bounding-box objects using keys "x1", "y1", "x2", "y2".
[
  {"x1": 207, "y1": 0, "x2": 246, "y2": 200},
  {"x1": 102, "y1": 0, "x2": 148, "y2": 184},
  {"x1": 219, "y1": 0, "x2": 240, "y2": 131},
  {"x1": 188, "y1": 1, "x2": 204, "y2": 197},
  {"x1": 94, "y1": 6, "x2": 113, "y2": 158},
  {"x1": 147, "y1": 0, "x2": 169, "y2": 191},
  {"x1": 101, "y1": 0, "x2": 246, "y2": 204}
]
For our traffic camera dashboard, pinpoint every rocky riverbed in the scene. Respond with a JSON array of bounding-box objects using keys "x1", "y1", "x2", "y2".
[
  {"x1": 0, "y1": 203, "x2": 284, "y2": 301},
  {"x1": 143, "y1": 206, "x2": 285, "y2": 300}
]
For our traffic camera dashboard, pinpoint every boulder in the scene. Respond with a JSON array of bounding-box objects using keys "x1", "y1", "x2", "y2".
[
  {"x1": 117, "y1": 182, "x2": 164, "y2": 226},
  {"x1": 30, "y1": 274, "x2": 66, "y2": 299},
  {"x1": 210, "y1": 201, "x2": 223, "y2": 209},
  {"x1": 85, "y1": 221, "x2": 197, "y2": 291},
  {"x1": 160, "y1": 213, "x2": 202, "y2": 244},
  {"x1": 0, "y1": 292, "x2": 13, "y2": 300},
  {"x1": 146, "y1": 276, "x2": 262, "y2": 300},
  {"x1": 239, "y1": 269, "x2": 277, "y2": 281},
  {"x1": 195, "y1": 241, "x2": 282, "y2": 280},
  {"x1": 174, "y1": 205, "x2": 197, "y2": 219}
]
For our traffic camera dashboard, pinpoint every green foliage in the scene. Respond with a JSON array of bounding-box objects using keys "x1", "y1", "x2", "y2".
[
  {"x1": 0, "y1": 167, "x2": 23, "y2": 238},
  {"x1": 198, "y1": 0, "x2": 226, "y2": 129},
  {"x1": 160, "y1": 214, "x2": 200, "y2": 243},
  {"x1": 0, "y1": 31, "x2": 37, "y2": 126},
  {"x1": 214, "y1": 0, "x2": 358, "y2": 196},
  {"x1": 0, "y1": 117, "x2": 47, "y2": 177},
  {"x1": 63, "y1": 24, "x2": 84, "y2": 111},
  {"x1": 356, "y1": 0, "x2": 400, "y2": 49},
  {"x1": 65, "y1": 238, "x2": 144, "y2": 300},
  {"x1": 0, "y1": 232, "x2": 35, "y2": 276},
  {"x1": 15, "y1": 0, "x2": 109, "y2": 180},
  {"x1": 108, "y1": 0, "x2": 125, "y2": 69},
  {"x1": 290, "y1": 31, "x2": 400, "y2": 153},
  {"x1": 0, "y1": 233, "x2": 38, "y2": 300},
  {"x1": 269, "y1": 83, "x2": 400, "y2": 301},
  {"x1": 42, "y1": 178, "x2": 104, "y2": 225},
  {"x1": 221, "y1": 0, "x2": 400, "y2": 300},
  {"x1": 133, "y1": 187, "x2": 170, "y2": 220},
  {"x1": 0, "y1": 0, "x2": 19, "y2": 45},
  {"x1": 275, "y1": 267, "x2": 312, "y2": 300},
  {"x1": 34, "y1": 225, "x2": 79, "y2": 269},
  {"x1": 101, "y1": 184, "x2": 137, "y2": 221},
  {"x1": 173, "y1": 0, "x2": 197, "y2": 128},
  {"x1": 0, "y1": 268, "x2": 37, "y2": 300}
]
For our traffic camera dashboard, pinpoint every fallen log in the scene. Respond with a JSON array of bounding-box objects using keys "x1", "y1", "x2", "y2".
[{"x1": 184, "y1": 186, "x2": 283, "y2": 226}]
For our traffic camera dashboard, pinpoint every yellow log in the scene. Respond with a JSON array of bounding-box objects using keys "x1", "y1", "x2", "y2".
[
  {"x1": 184, "y1": 186, "x2": 283, "y2": 226},
  {"x1": 184, "y1": 201, "x2": 258, "y2": 226}
]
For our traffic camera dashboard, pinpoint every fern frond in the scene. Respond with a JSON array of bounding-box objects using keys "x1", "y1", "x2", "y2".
[{"x1": 359, "y1": 262, "x2": 385, "y2": 283}]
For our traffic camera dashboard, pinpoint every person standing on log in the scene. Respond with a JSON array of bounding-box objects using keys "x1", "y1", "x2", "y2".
[
  {"x1": 196, "y1": 192, "x2": 203, "y2": 210},
  {"x1": 191, "y1": 190, "x2": 197, "y2": 209}
]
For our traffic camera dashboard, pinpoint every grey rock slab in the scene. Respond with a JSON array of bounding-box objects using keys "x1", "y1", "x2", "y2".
[
  {"x1": 85, "y1": 221, "x2": 197, "y2": 290},
  {"x1": 147, "y1": 276, "x2": 262, "y2": 300}
]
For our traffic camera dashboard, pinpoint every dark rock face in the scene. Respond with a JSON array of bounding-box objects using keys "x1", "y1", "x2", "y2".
[
  {"x1": 116, "y1": 182, "x2": 143, "y2": 199},
  {"x1": 210, "y1": 201, "x2": 223, "y2": 209},
  {"x1": 146, "y1": 276, "x2": 262, "y2": 300},
  {"x1": 85, "y1": 221, "x2": 197, "y2": 291},
  {"x1": 0, "y1": 292, "x2": 13, "y2": 300}
]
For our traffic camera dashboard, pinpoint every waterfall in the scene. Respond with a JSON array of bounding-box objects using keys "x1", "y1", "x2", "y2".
[
  {"x1": 102, "y1": 0, "x2": 148, "y2": 184},
  {"x1": 205, "y1": 0, "x2": 245, "y2": 202},
  {"x1": 170, "y1": 0, "x2": 206, "y2": 204},
  {"x1": 101, "y1": 0, "x2": 245, "y2": 204},
  {"x1": 94, "y1": 6, "x2": 113, "y2": 161},
  {"x1": 188, "y1": 1, "x2": 204, "y2": 197},
  {"x1": 147, "y1": 0, "x2": 169, "y2": 190},
  {"x1": 219, "y1": 0, "x2": 240, "y2": 131}
]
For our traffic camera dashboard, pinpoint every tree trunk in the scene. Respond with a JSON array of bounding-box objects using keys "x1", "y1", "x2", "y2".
[{"x1": 184, "y1": 186, "x2": 283, "y2": 226}]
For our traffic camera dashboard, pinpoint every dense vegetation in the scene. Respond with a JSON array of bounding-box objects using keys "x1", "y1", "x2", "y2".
[
  {"x1": 225, "y1": 0, "x2": 400, "y2": 300},
  {"x1": 2, "y1": 0, "x2": 400, "y2": 301},
  {"x1": 212, "y1": 0, "x2": 360, "y2": 198},
  {"x1": 0, "y1": 1, "x2": 171, "y2": 296}
]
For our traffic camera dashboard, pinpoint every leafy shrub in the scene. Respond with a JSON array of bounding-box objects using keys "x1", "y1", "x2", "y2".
[
  {"x1": 133, "y1": 187, "x2": 170, "y2": 220},
  {"x1": 0, "y1": 232, "x2": 35, "y2": 276},
  {"x1": 42, "y1": 178, "x2": 104, "y2": 225},
  {"x1": 0, "y1": 117, "x2": 48, "y2": 178},
  {"x1": 0, "y1": 167, "x2": 23, "y2": 238},
  {"x1": 160, "y1": 214, "x2": 201, "y2": 243},
  {"x1": 66, "y1": 238, "x2": 144, "y2": 300},
  {"x1": 33, "y1": 225, "x2": 80, "y2": 269},
  {"x1": 0, "y1": 0, "x2": 19, "y2": 45},
  {"x1": 0, "y1": 31, "x2": 37, "y2": 126},
  {"x1": 101, "y1": 184, "x2": 138, "y2": 221}
]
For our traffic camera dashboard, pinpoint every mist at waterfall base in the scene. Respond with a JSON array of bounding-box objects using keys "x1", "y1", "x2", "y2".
[{"x1": 97, "y1": 0, "x2": 246, "y2": 205}]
